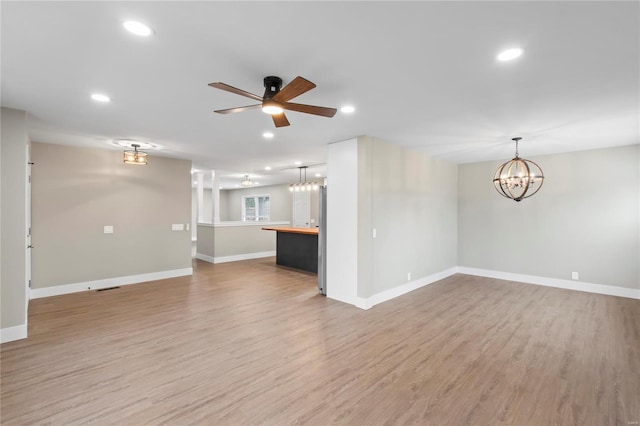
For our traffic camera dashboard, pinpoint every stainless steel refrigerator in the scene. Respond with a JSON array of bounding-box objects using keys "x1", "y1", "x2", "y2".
[{"x1": 317, "y1": 185, "x2": 327, "y2": 295}]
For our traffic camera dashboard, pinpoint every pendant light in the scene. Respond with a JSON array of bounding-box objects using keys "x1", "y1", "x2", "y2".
[
  {"x1": 123, "y1": 144, "x2": 148, "y2": 165},
  {"x1": 493, "y1": 137, "x2": 544, "y2": 202},
  {"x1": 289, "y1": 166, "x2": 319, "y2": 192}
]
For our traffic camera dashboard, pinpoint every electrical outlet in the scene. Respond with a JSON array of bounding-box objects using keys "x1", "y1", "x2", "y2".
[
  {"x1": 372, "y1": 228, "x2": 377, "y2": 238},
  {"x1": 103, "y1": 225, "x2": 113, "y2": 234},
  {"x1": 571, "y1": 272, "x2": 579, "y2": 280},
  {"x1": 407, "y1": 272, "x2": 411, "y2": 281}
]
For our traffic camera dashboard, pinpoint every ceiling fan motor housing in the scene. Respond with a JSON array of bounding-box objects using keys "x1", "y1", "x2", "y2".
[{"x1": 263, "y1": 76, "x2": 283, "y2": 99}]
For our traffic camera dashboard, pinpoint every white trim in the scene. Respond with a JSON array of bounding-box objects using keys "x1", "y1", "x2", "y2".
[
  {"x1": 201, "y1": 220, "x2": 290, "y2": 228},
  {"x1": 30, "y1": 268, "x2": 193, "y2": 299},
  {"x1": 458, "y1": 267, "x2": 640, "y2": 300},
  {"x1": 195, "y1": 253, "x2": 216, "y2": 263},
  {"x1": 1, "y1": 324, "x2": 27, "y2": 344},
  {"x1": 213, "y1": 250, "x2": 276, "y2": 264},
  {"x1": 355, "y1": 267, "x2": 459, "y2": 310}
]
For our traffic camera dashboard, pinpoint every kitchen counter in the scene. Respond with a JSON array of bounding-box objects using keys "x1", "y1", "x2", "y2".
[{"x1": 262, "y1": 227, "x2": 319, "y2": 273}]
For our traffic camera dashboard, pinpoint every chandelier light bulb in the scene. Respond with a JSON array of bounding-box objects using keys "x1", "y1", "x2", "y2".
[{"x1": 493, "y1": 137, "x2": 544, "y2": 202}]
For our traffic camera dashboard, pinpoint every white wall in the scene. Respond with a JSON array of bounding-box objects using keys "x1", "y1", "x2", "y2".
[
  {"x1": 326, "y1": 138, "x2": 359, "y2": 305},
  {"x1": 458, "y1": 144, "x2": 639, "y2": 292},
  {"x1": 0, "y1": 107, "x2": 29, "y2": 342}
]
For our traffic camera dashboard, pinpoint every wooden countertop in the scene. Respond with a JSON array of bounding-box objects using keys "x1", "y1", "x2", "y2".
[{"x1": 262, "y1": 226, "x2": 319, "y2": 235}]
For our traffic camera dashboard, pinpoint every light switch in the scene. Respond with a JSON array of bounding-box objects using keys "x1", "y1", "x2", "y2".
[
  {"x1": 104, "y1": 226, "x2": 114, "y2": 234},
  {"x1": 172, "y1": 224, "x2": 185, "y2": 231}
]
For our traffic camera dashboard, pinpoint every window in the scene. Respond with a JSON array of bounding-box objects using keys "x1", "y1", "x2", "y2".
[{"x1": 242, "y1": 194, "x2": 270, "y2": 221}]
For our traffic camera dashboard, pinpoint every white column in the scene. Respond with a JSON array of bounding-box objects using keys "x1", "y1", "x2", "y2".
[
  {"x1": 196, "y1": 172, "x2": 205, "y2": 223},
  {"x1": 211, "y1": 170, "x2": 221, "y2": 223}
]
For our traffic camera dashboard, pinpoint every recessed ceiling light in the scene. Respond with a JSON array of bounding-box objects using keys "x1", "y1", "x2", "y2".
[
  {"x1": 263, "y1": 132, "x2": 274, "y2": 139},
  {"x1": 341, "y1": 105, "x2": 355, "y2": 113},
  {"x1": 315, "y1": 173, "x2": 321, "y2": 178},
  {"x1": 123, "y1": 21, "x2": 153, "y2": 37},
  {"x1": 497, "y1": 48, "x2": 523, "y2": 62},
  {"x1": 294, "y1": 161, "x2": 302, "y2": 166},
  {"x1": 91, "y1": 93, "x2": 110, "y2": 102},
  {"x1": 265, "y1": 166, "x2": 272, "y2": 171},
  {"x1": 254, "y1": 181, "x2": 260, "y2": 185}
]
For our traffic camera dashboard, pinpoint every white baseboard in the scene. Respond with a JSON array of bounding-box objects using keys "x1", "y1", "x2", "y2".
[
  {"x1": 199, "y1": 251, "x2": 276, "y2": 264},
  {"x1": 1, "y1": 324, "x2": 27, "y2": 344},
  {"x1": 355, "y1": 267, "x2": 459, "y2": 310},
  {"x1": 458, "y1": 267, "x2": 640, "y2": 300},
  {"x1": 30, "y1": 267, "x2": 193, "y2": 299},
  {"x1": 195, "y1": 253, "x2": 216, "y2": 263}
]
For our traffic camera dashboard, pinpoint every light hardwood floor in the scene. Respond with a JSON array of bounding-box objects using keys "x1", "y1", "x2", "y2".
[{"x1": 1, "y1": 258, "x2": 639, "y2": 425}]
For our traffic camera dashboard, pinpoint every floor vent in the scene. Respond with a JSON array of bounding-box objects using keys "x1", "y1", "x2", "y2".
[{"x1": 96, "y1": 286, "x2": 120, "y2": 292}]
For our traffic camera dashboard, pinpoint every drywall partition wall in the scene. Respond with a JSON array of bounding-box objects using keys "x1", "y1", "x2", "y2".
[
  {"x1": 0, "y1": 107, "x2": 29, "y2": 342},
  {"x1": 326, "y1": 138, "x2": 359, "y2": 305},
  {"x1": 224, "y1": 184, "x2": 292, "y2": 222},
  {"x1": 31, "y1": 142, "x2": 193, "y2": 295},
  {"x1": 362, "y1": 136, "x2": 458, "y2": 299},
  {"x1": 458, "y1": 144, "x2": 640, "y2": 294}
]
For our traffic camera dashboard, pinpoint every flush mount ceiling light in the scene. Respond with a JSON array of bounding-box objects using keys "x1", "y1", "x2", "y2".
[
  {"x1": 241, "y1": 175, "x2": 253, "y2": 187},
  {"x1": 261, "y1": 100, "x2": 284, "y2": 115},
  {"x1": 497, "y1": 48, "x2": 523, "y2": 62},
  {"x1": 289, "y1": 166, "x2": 319, "y2": 192},
  {"x1": 123, "y1": 21, "x2": 153, "y2": 36},
  {"x1": 123, "y1": 144, "x2": 148, "y2": 165},
  {"x1": 493, "y1": 137, "x2": 544, "y2": 202},
  {"x1": 91, "y1": 93, "x2": 110, "y2": 102}
]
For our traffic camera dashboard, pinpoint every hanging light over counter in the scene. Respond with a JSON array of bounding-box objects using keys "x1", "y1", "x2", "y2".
[
  {"x1": 123, "y1": 144, "x2": 148, "y2": 165},
  {"x1": 289, "y1": 166, "x2": 319, "y2": 192},
  {"x1": 493, "y1": 137, "x2": 544, "y2": 202}
]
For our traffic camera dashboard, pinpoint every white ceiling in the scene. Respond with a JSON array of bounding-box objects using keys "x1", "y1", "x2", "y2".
[{"x1": 2, "y1": 1, "x2": 638, "y2": 188}]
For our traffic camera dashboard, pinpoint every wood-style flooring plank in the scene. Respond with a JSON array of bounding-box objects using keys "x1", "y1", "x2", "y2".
[{"x1": 1, "y1": 259, "x2": 639, "y2": 425}]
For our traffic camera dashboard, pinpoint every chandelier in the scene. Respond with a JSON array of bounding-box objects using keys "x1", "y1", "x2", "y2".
[
  {"x1": 123, "y1": 144, "x2": 148, "y2": 165},
  {"x1": 493, "y1": 137, "x2": 544, "y2": 202},
  {"x1": 241, "y1": 175, "x2": 253, "y2": 187},
  {"x1": 289, "y1": 166, "x2": 319, "y2": 192}
]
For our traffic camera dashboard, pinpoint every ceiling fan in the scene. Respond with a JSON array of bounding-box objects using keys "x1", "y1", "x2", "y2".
[{"x1": 209, "y1": 76, "x2": 337, "y2": 128}]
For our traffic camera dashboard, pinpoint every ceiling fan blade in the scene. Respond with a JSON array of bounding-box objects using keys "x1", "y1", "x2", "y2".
[
  {"x1": 214, "y1": 104, "x2": 262, "y2": 114},
  {"x1": 208, "y1": 82, "x2": 263, "y2": 102},
  {"x1": 273, "y1": 76, "x2": 316, "y2": 102},
  {"x1": 272, "y1": 113, "x2": 290, "y2": 128},
  {"x1": 282, "y1": 102, "x2": 337, "y2": 118}
]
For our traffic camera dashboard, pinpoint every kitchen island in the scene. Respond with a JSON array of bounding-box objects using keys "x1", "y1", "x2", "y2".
[{"x1": 262, "y1": 227, "x2": 319, "y2": 273}]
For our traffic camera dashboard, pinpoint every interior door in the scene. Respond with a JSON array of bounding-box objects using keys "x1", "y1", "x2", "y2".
[{"x1": 292, "y1": 191, "x2": 310, "y2": 227}]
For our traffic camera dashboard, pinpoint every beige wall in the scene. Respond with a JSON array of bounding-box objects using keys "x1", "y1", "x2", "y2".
[
  {"x1": 458, "y1": 144, "x2": 640, "y2": 290},
  {"x1": 327, "y1": 136, "x2": 459, "y2": 303},
  {"x1": 0, "y1": 107, "x2": 29, "y2": 334},
  {"x1": 223, "y1": 184, "x2": 293, "y2": 222},
  {"x1": 214, "y1": 225, "x2": 276, "y2": 257},
  {"x1": 358, "y1": 136, "x2": 458, "y2": 298},
  {"x1": 31, "y1": 142, "x2": 192, "y2": 289}
]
